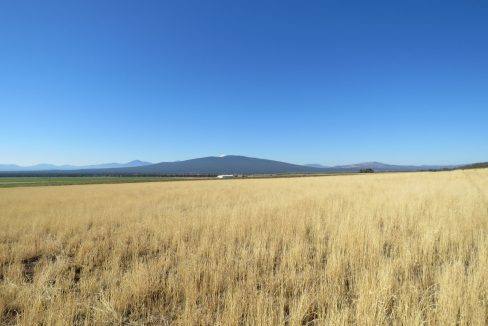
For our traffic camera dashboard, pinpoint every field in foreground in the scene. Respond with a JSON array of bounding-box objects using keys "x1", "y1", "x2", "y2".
[{"x1": 0, "y1": 170, "x2": 487, "y2": 325}]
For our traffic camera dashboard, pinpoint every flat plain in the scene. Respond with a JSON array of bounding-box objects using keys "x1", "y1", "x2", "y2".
[
  {"x1": 0, "y1": 177, "x2": 206, "y2": 188},
  {"x1": 0, "y1": 169, "x2": 487, "y2": 325}
]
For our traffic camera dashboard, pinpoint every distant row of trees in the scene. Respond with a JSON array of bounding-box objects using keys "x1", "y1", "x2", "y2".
[{"x1": 359, "y1": 168, "x2": 374, "y2": 173}]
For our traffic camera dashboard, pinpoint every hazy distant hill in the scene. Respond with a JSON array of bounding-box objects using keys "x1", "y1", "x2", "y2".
[
  {"x1": 331, "y1": 162, "x2": 453, "y2": 171},
  {"x1": 306, "y1": 162, "x2": 455, "y2": 172},
  {"x1": 0, "y1": 163, "x2": 77, "y2": 171},
  {"x1": 304, "y1": 164, "x2": 329, "y2": 168},
  {"x1": 80, "y1": 160, "x2": 153, "y2": 170},
  {"x1": 0, "y1": 156, "x2": 332, "y2": 176},
  {"x1": 0, "y1": 160, "x2": 152, "y2": 172},
  {"x1": 459, "y1": 162, "x2": 488, "y2": 169}
]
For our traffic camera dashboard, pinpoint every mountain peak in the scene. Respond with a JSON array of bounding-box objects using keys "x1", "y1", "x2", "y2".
[
  {"x1": 305, "y1": 164, "x2": 329, "y2": 168},
  {"x1": 127, "y1": 160, "x2": 150, "y2": 164}
]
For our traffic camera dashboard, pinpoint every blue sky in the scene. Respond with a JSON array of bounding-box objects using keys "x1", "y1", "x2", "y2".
[{"x1": 1, "y1": 1, "x2": 487, "y2": 166}]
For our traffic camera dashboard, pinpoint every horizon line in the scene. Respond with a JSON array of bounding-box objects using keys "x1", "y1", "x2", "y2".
[{"x1": 0, "y1": 154, "x2": 480, "y2": 169}]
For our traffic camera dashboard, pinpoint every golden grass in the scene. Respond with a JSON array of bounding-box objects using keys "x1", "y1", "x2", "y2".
[{"x1": 0, "y1": 169, "x2": 487, "y2": 325}]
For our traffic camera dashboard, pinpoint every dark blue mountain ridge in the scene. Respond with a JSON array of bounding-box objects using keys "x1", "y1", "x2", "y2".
[{"x1": 0, "y1": 155, "x2": 461, "y2": 175}]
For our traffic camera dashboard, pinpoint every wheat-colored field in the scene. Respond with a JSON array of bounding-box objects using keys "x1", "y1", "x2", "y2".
[{"x1": 0, "y1": 170, "x2": 487, "y2": 325}]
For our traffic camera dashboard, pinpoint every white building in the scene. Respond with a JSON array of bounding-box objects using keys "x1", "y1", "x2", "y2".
[{"x1": 216, "y1": 175, "x2": 235, "y2": 179}]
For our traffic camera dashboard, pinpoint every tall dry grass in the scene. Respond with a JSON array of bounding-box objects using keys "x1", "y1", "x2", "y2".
[{"x1": 0, "y1": 169, "x2": 487, "y2": 325}]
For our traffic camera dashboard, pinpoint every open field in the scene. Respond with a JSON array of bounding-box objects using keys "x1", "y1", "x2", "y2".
[
  {"x1": 0, "y1": 169, "x2": 487, "y2": 324},
  {"x1": 0, "y1": 173, "x2": 354, "y2": 188},
  {"x1": 0, "y1": 177, "x2": 209, "y2": 188},
  {"x1": 0, "y1": 177, "x2": 175, "y2": 188}
]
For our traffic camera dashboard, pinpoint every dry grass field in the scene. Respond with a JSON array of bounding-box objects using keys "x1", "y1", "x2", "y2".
[{"x1": 0, "y1": 169, "x2": 487, "y2": 325}]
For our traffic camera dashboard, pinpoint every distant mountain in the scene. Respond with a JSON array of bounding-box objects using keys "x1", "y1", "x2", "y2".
[
  {"x1": 0, "y1": 163, "x2": 71, "y2": 171},
  {"x1": 1, "y1": 156, "x2": 331, "y2": 175},
  {"x1": 0, "y1": 164, "x2": 27, "y2": 171},
  {"x1": 304, "y1": 162, "x2": 455, "y2": 172},
  {"x1": 125, "y1": 160, "x2": 153, "y2": 167},
  {"x1": 0, "y1": 160, "x2": 152, "y2": 172},
  {"x1": 101, "y1": 155, "x2": 329, "y2": 175},
  {"x1": 0, "y1": 155, "x2": 462, "y2": 176},
  {"x1": 334, "y1": 162, "x2": 395, "y2": 169},
  {"x1": 76, "y1": 160, "x2": 153, "y2": 170},
  {"x1": 305, "y1": 164, "x2": 329, "y2": 168},
  {"x1": 333, "y1": 162, "x2": 415, "y2": 171},
  {"x1": 459, "y1": 162, "x2": 488, "y2": 169}
]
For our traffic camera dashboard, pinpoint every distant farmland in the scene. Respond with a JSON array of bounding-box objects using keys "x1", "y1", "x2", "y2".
[
  {"x1": 0, "y1": 173, "x2": 353, "y2": 188},
  {"x1": 0, "y1": 169, "x2": 487, "y2": 324},
  {"x1": 0, "y1": 176, "x2": 210, "y2": 188}
]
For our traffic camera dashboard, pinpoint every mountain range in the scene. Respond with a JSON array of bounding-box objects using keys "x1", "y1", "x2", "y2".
[
  {"x1": 0, "y1": 160, "x2": 151, "y2": 171},
  {"x1": 0, "y1": 155, "x2": 458, "y2": 175},
  {"x1": 320, "y1": 162, "x2": 453, "y2": 171}
]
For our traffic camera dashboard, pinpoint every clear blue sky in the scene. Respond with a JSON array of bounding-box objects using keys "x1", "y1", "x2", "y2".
[{"x1": 1, "y1": 1, "x2": 487, "y2": 166}]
